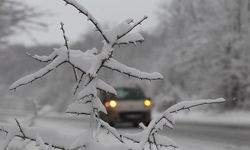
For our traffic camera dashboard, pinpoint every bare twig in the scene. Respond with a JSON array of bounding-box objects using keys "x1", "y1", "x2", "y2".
[
  {"x1": 63, "y1": 0, "x2": 110, "y2": 43},
  {"x1": 15, "y1": 118, "x2": 26, "y2": 139},
  {"x1": 74, "y1": 72, "x2": 84, "y2": 95},
  {"x1": 72, "y1": 66, "x2": 79, "y2": 82},
  {"x1": 60, "y1": 22, "x2": 79, "y2": 82},
  {"x1": 60, "y1": 22, "x2": 70, "y2": 58}
]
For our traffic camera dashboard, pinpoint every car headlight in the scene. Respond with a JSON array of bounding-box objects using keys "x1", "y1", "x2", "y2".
[
  {"x1": 110, "y1": 100, "x2": 117, "y2": 108},
  {"x1": 144, "y1": 99, "x2": 151, "y2": 107},
  {"x1": 105, "y1": 100, "x2": 117, "y2": 108}
]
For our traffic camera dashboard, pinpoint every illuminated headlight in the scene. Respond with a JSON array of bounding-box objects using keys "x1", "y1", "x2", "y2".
[
  {"x1": 144, "y1": 99, "x2": 151, "y2": 107},
  {"x1": 105, "y1": 100, "x2": 117, "y2": 108}
]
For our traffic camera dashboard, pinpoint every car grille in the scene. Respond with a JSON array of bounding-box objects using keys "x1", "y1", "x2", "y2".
[{"x1": 119, "y1": 111, "x2": 147, "y2": 121}]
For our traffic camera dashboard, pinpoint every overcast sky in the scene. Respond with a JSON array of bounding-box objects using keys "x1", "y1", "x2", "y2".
[{"x1": 10, "y1": 0, "x2": 163, "y2": 46}]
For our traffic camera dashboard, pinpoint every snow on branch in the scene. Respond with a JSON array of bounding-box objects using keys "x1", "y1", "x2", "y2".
[
  {"x1": 0, "y1": 122, "x2": 74, "y2": 150},
  {"x1": 123, "y1": 130, "x2": 177, "y2": 149},
  {"x1": 116, "y1": 32, "x2": 144, "y2": 46},
  {"x1": 77, "y1": 78, "x2": 97, "y2": 100},
  {"x1": 99, "y1": 119, "x2": 124, "y2": 143},
  {"x1": 63, "y1": 0, "x2": 110, "y2": 43},
  {"x1": 26, "y1": 50, "x2": 58, "y2": 63},
  {"x1": 102, "y1": 17, "x2": 147, "y2": 45},
  {"x1": 104, "y1": 58, "x2": 163, "y2": 80},
  {"x1": 135, "y1": 98, "x2": 226, "y2": 150},
  {"x1": 167, "y1": 98, "x2": 225, "y2": 113},
  {"x1": 96, "y1": 79, "x2": 117, "y2": 95},
  {"x1": 9, "y1": 55, "x2": 67, "y2": 90},
  {"x1": 66, "y1": 102, "x2": 92, "y2": 115},
  {"x1": 114, "y1": 16, "x2": 147, "y2": 43},
  {"x1": 10, "y1": 47, "x2": 102, "y2": 91}
]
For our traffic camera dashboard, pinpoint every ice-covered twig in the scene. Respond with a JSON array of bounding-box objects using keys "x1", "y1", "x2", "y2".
[
  {"x1": 104, "y1": 58, "x2": 163, "y2": 81},
  {"x1": 63, "y1": 0, "x2": 110, "y2": 43}
]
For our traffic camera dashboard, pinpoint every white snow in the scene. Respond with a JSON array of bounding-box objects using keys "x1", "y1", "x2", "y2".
[
  {"x1": 96, "y1": 79, "x2": 117, "y2": 95},
  {"x1": 117, "y1": 32, "x2": 144, "y2": 45},
  {"x1": 66, "y1": 102, "x2": 91, "y2": 115},
  {"x1": 104, "y1": 58, "x2": 163, "y2": 80},
  {"x1": 26, "y1": 49, "x2": 58, "y2": 62},
  {"x1": 174, "y1": 110, "x2": 250, "y2": 128},
  {"x1": 77, "y1": 78, "x2": 97, "y2": 100},
  {"x1": 167, "y1": 98, "x2": 225, "y2": 113}
]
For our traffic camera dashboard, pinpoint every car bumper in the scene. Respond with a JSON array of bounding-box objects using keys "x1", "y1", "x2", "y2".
[{"x1": 101, "y1": 110, "x2": 151, "y2": 124}]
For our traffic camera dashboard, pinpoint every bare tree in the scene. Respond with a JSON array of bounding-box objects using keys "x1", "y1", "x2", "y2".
[{"x1": 0, "y1": 0, "x2": 46, "y2": 45}]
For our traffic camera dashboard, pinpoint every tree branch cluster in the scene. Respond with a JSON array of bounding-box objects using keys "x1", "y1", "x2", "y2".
[{"x1": 0, "y1": 0, "x2": 226, "y2": 150}]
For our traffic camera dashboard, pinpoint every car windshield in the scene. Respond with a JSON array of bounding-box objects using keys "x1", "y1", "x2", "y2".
[{"x1": 115, "y1": 88, "x2": 145, "y2": 100}]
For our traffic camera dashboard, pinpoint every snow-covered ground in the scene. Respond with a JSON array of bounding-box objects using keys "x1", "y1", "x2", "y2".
[
  {"x1": 172, "y1": 110, "x2": 250, "y2": 128},
  {"x1": 1, "y1": 110, "x2": 250, "y2": 150}
]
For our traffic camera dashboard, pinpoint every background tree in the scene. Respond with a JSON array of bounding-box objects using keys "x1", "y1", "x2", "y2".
[
  {"x1": 153, "y1": 0, "x2": 250, "y2": 109},
  {"x1": 0, "y1": 0, "x2": 46, "y2": 46}
]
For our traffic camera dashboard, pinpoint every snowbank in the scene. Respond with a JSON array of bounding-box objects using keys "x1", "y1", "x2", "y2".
[{"x1": 153, "y1": 110, "x2": 250, "y2": 128}]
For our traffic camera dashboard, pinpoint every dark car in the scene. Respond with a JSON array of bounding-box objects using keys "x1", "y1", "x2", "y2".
[{"x1": 100, "y1": 87, "x2": 151, "y2": 127}]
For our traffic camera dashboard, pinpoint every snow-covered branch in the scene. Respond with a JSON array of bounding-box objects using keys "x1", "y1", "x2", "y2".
[
  {"x1": 7, "y1": 0, "x2": 226, "y2": 150},
  {"x1": 96, "y1": 79, "x2": 117, "y2": 95},
  {"x1": 114, "y1": 16, "x2": 147, "y2": 44},
  {"x1": 0, "y1": 123, "x2": 69, "y2": 150},
  {"x1": 26, "y1": 51, "x2": 57, "y2": 63},
  {"x1": 116, "y1": 32, "x2": 144, "y2": 46},
  {"x1": 104, "y1": 58, "x2": 163, "y2": 80},
  {"x1": 98, "y1": 119, "x2": 124, "y2": 143},
  {"x1": 167, "y1": 98, "x2": 225, "y2": 113},
  {"x1": 135, "y1": 98, "x2": 225, "y2": 150},
  {"x1": 9, "y1": 56, "x2": 67, "y2": 90}
]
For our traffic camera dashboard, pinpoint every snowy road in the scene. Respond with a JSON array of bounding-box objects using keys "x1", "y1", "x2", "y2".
[
  {"x1": 1, "y1": 115, "x2": 250, "y2": 150},
  {"x1": 160, "y1": 121, "x2": 250, "y2": 150},
  {"x1": 39, "y1": 118, "x2": 250, "y2": 150}
]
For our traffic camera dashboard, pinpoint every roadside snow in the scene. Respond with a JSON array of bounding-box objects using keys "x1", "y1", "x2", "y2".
[{"x1": 153, "y1": 110, "x2": 250, "y2": 128}]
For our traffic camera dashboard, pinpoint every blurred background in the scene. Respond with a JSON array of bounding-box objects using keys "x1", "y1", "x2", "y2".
[{"x1": 1, "y1": 0, "x2": 250, "y2": 112}]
